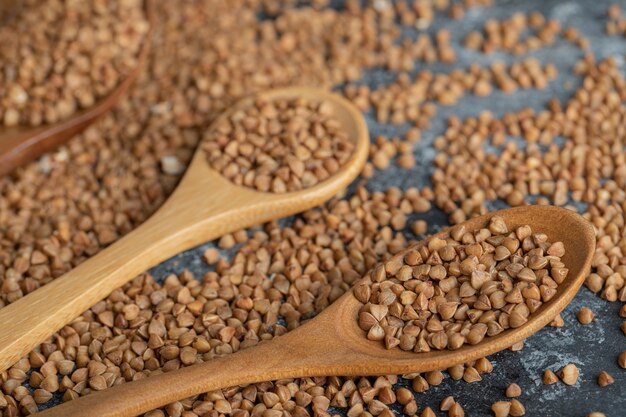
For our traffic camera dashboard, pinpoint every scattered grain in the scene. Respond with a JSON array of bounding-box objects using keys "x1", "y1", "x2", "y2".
[
  {"x1": 577, "y1": 307, "x2": 595, "y2": 324},
  {"x1": 542, "y1": 369, "x2": 558, "y2": 385},
  {"x1": 509, "y1": 399, "x2": 525, "y2": 416},
  {"x1": 421, "y1": 406, "x2": 436, "y2": 417},
  {"x1": 0, "y1": 2, "x2": 622, "y2": 417},
  {"x1": 597, "y1": 371, "x2": 614, "y2": 387},
  {"x1": 505, "y1": 383, "x2": 521, "y2": 398},
  {"x1": 559, "y1": 364, "x2": 580, "y2": 385},
  {"x1": 491, "y1": 401, "x2": 511, "y2": 417}
]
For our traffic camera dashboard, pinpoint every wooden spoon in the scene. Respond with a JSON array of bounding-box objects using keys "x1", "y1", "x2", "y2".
[
  {"x1": 0, "y1": 0, "x2": 154, "y2": 177},
  {"x1": 0, "y1": 86, "x2": 370, "y2": 372},
  {"x1": 34, "y1": 205, "x2": 595, "y2": 417}
]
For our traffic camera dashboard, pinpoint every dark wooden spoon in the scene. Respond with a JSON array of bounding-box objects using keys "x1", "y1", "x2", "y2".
[
  {"x1": 35, "y1": 205, "x2": 595, "y2": 417},
  {"x1": 0, "y1": 0, "x2": 154, "y2": 177}
]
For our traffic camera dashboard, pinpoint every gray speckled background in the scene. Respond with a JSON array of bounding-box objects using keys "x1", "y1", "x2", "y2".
[{"x1": 146, "y1": 1, "x2": 626, "y2": 416}]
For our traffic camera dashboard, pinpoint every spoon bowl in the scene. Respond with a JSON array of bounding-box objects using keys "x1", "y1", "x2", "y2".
[
  {"x1": 0, "y1": 0, "x2": 154, "y2": 177},
  {"x1": 326, "y1": 205, "x2": 596, "y2": 373},
  {"x1": 0, "y1": 86, "x2": 370, "y2": 373},
  {"x1": 35, "y1": 205, "x2": 595, "y2": 417}
]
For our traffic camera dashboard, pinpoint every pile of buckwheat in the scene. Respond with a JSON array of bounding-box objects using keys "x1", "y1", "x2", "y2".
[
  {"x1": 0, "y1": 0, "x2": 149, "y2": 127},
  {"x1": 0, "y1": 0, "x2": 623, "y2": 416},
  {"x1": 204, "y1": 97, "x2": 354, "y2": 193},
  {"x1": 356, "y1": 216, "x2": 566, "y2": 351}
]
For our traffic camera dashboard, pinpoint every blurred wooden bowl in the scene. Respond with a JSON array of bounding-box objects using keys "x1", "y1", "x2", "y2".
[{"x1": 0, "y1": 0, "x2": 154, "y2": 177}]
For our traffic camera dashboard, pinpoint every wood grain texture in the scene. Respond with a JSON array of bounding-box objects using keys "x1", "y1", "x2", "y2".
[
  {"x1": 0, "y1": 0, "x2": 154, "y2": 177},
  {"x1": 0, "y1": 87, "x2": 370, "y2": 373},
  {"x1": 34, "y1": 205, "x2": 596, "y2": 417}
]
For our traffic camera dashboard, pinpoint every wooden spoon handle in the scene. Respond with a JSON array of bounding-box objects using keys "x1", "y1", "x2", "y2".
[
  {"x1": 0, "y1": 160, "x2": 310, "y2": 373},
  {"x1": 35, "y1": 331, "x2": 318, "y2": 417},
  {"x1": 0, "y1": 182, "x2": 245, "y2": 372},
  {"x1": 0, "y1": 217, "x2": 174, "y2": 372},
  {"x1": 0, "y1": 144, "x2": 359, "y2": 372}
]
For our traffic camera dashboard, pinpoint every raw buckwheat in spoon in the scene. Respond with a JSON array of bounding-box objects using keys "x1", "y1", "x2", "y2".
[
  {"x1": 355, "y1": 215, "x2": 569, "y2": 352},
  {"x1": 204, "y1": 96, "x2": 355, "y2": 193},
  {"x1": 35, "y1": 206, "x2": 594, "y2": 417},
  {"x1": 0, "y1": 87, "x2": 369, "y2": 373}
]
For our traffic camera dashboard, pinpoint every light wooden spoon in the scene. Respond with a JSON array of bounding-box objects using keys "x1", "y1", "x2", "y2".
[
  {"x1": 0, "y1": 87, "x2": 370, "y2": 371},
  {"x1": 34, "y1": 205, "x2": 595, "y2": 417},
  {"x1": 0, "y1": 0, "x2": 154, "y2": 177}
]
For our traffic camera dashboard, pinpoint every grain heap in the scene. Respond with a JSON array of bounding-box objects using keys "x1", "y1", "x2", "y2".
[
  {"x1": 204, "y1": 97, "x2": 354, "y2": 193},
  {"x1": 0, "y1": 0, "x2": 623, "y2": 416},
  {"x1": 355, "y1": 216, "x2": 566, "y2": 351},
  {"x1": 0, "y1": 0, "x2": 149, "y2": 127}
]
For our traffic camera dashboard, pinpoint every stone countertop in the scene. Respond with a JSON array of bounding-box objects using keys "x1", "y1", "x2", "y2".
[{"x1": 149, "y1": 0, "x2": 626, "y2": 416}]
